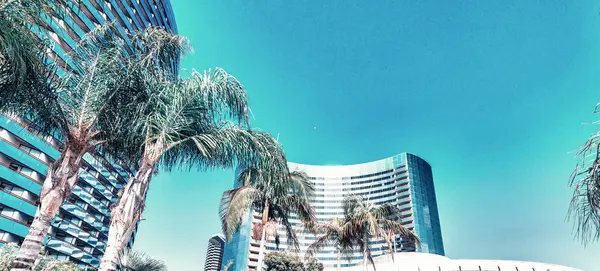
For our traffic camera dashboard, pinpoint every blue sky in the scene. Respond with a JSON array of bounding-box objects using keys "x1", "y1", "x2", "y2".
[{"x1": 133, "y1": 1, "x2": 600, "y2": 270}]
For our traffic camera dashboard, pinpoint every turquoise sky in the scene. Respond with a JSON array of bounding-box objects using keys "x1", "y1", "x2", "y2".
[{"x1": 133, "y1": 1, "x2": 600, "y2": 270}]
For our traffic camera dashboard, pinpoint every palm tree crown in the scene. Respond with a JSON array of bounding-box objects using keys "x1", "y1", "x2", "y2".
[
  {"x1": 306, "y1": 217, "x2": 356, "y2": 271},
  {"x1": 220, "y1": 167, "x2": 316, "y2": 250},
  {"x1": 307, "y1": 196, "x2": 420, "y2": 271},
  {"x1": 120, "y1": 250, "x2": 167, "y2": 271}
]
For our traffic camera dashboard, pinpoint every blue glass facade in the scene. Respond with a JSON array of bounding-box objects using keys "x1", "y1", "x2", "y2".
[
  {"x1": 0, "y1": 0, "x2": 177, "y2": 269},
  {"x1": 405, "y1": 154, "x2": 445, "y2": 255},
  {"x1": 222, "y1": 153, "x2": 445, "y2": 271}
]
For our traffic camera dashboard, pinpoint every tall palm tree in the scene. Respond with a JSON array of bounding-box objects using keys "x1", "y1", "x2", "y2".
[
  {"x1": 569, "y1": 103, "x2": 600, "y2": 245},
  {"x1": 120, "y1": 250, "x2": 167, "y2": 271},
  {"x1": 8, "y1": 25, "x2": 156, "y2": 270},
  {"x1": 344, "y1": 196, "x2": 420, "y2": 271},
  {"x1": 219, "y1": 167, "x2": 316, "y2": 271},
  {"x1": 96, "y1": 36, "x2": 289, "y2": 270},
  {"x1": 306, "y1": 217, "x2": 356, "y2": 271}
]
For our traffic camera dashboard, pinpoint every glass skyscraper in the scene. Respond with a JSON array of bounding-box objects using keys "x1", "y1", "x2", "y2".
[
  {"x1": 222, "y1": 153, "x2": 445, "y2": 271},
  {"x1": 0, "y1": 0, "x2": 177, "y2": 269}
]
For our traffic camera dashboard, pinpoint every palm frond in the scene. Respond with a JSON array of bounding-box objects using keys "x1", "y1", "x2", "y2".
[
  {"x1": 287, "y1": 170, "x2": 315, "y2": 199},
  {"x1": 0, "y1": 0, "x2": 64, "y2": 136},
  {"x1": 219, "y1": 186, "x2": 262, "y2": 240},
  {"x1": 305, "y1": 233, "x2": 334, "y2": 258},
  {"x1": 569, "y1": 113, "x2": 600, "y2": 246},
  {"x1": 378, "y1": 220, "x2": 421, "y2": 246},
  {"x1": 305, "y1": 219, "x2": 344, "y2": 258},
  {"x1": 280, "y1": 195, "x2": 316, "y2": 226},
  {"x1": 121, "y1": 250, "x2": 167, "y2": 271},
  {"x1": 190, "y1": 68, "x2": 249, "y2": 125},
  {"x1": 162, "y1": 123, "x2": 285, "y2": 173}
]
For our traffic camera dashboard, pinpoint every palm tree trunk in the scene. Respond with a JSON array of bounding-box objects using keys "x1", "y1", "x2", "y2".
[
  {"x1": 363, "y1": 246, "x2": 367, "y2": 271},
  {"x1": 256, "y1": 200, "x2": 269, "y2": 271},
  {"x1": 387, "y1": 238, "x2": 394, "y2": 260},
  {"x1": 98, "y1": 161, "x2": 155, "y2": 271},
  {"x1": 387, "y1": 230, "x2": 395, "y2": 263},
  {"x1": 362, "y1": 236, "x2": 368, "y2": 271},
  {"x1": 337, "y1": 246, "x2": 341, "y2": 271},
  {"x1": 11, "y1": 146, "x2": 84, "y2": 271},
  {"x1": 392, "y1": 233, "x2": 396, "y2": 262}
]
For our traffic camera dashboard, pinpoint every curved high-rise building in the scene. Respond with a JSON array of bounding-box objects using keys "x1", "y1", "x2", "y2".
[
  {"x1": 205, "y1": 234, "x2": 226, "y2": 271},
  {"x1": 0, "y1": 0, "x2": 177, "y2": 269},
  {"x1": 222, "y1": 153, "x2": 445, "y2": 271}
]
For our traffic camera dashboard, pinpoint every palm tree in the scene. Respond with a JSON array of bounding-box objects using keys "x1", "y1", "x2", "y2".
[
  {"x1": 569, "y1": 103, "x2": 600, "y2": 245},
  {"x1": 7, "y1": 25, "x2": 157, "y2": 270},
  {"x1": 219, "y1": 167, "x2": 316, "y2": 271},
  {"x1": 120, "y1": 250, "x2": 167, "y2": 271},
  {"x1": 345, "y1": 196, "x2": 419, "y2": 271},
  {"x1": 306, "y1": 217, "x2": 356, "y2": 271},
  {"x1": 96, "y1": 34, "x2": 290, "y2": 270}
]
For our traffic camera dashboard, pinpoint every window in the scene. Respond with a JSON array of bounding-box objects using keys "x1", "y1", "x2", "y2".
[
  {"x1": 11, "y1": 187, "x2": 24, "y2": 197},
  {"x1": 18, "y1": 145, "x2": 32, "y2": 153},
  {"x1": 29, "y1": 149, "x2": 42, "y2": 159},
  {"x1": 55, "y1": 231, "x2": 67, "y2": 238},
  {"x1": 0, "y1": 179, "x2": 14, "y2": 191},
  {"x1": 8, "y1": 163, "x2": 19, "y2": 171},
  {"x1": 20, "y1": 167, "x2": 33, "y2": 177},
  {"x1": 1, "y1": 207, "x2": 15, "y2": 219}
]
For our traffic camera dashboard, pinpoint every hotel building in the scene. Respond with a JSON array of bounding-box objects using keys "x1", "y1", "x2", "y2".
[
  {"x1": 0, "y1": 0, "x2": 177, "y2": 269},
  {"x1": 222, "y1": 153, "x2": 445, "y2": 271}
]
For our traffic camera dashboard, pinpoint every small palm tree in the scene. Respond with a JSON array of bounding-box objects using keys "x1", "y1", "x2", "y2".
[
  {"x1": 220, "y1": 167, "x2": 316, "y2": 271},
  {"x1": 569, "y1": 103, "x2": 600, "y2": 245},
  {"x1": 96, "y1": 31, "x2": 289, "y2": 270},
  {"x1": 0, "y1": 243, "x2": 83, "y2": 271},
  {"x1": 306, "y1": 217, "x2": 356, "y2": 271},
  {"x1": 344, "y1": 196, "x2": 420, "y2": 271},
  {"x1": 120, "y1": 250, "x2": 167, "y2": 271}
]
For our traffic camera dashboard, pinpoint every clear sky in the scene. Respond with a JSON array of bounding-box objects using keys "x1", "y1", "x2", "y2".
[{"x1": 133, "y1": 1, "x2": 600, "y2": 270}]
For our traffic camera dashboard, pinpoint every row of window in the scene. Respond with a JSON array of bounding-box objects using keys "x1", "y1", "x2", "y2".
[{"x1": 308, "y1": 169, "x2": 395, "y2": 182}]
